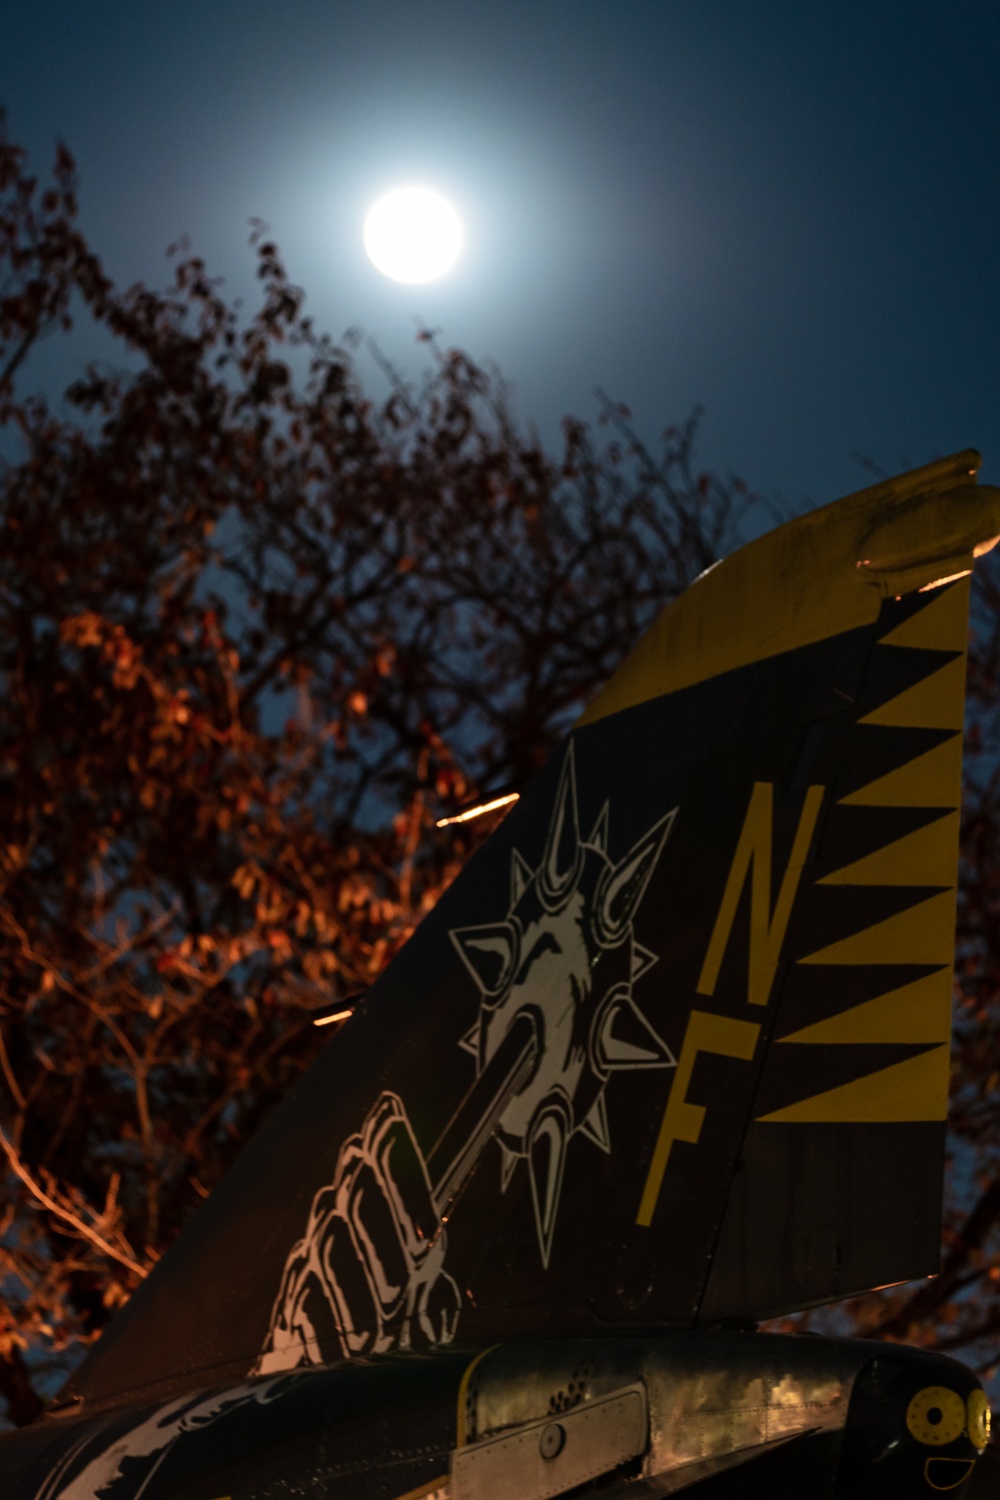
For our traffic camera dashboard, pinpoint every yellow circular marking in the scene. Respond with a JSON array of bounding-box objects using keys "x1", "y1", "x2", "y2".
[
  {"x1": 907, "y1": 1387, "x2": 967, "y2": 1446},
  {"x1": 967, "y1": 1389, "x2": 991, "y2": 1452}
]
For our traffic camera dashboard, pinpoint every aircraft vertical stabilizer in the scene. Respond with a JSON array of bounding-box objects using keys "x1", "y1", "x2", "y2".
[{"x1": 59, "y1": 452, "x2": 1000, "y2": 1414}]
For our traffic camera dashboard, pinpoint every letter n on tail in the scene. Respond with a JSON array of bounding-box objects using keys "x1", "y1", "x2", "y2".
[{"x1": 636, "y1": 782, "x2": 823, "y2": 1227}]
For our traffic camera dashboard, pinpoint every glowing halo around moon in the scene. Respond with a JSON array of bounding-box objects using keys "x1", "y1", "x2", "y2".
[{"x1": 363, "y1": 186, "x2": 463, "y2": 284}]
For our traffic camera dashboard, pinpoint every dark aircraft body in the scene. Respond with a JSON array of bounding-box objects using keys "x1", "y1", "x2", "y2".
[
  {"x1": 3, "y1": 452, "x2": 999, "y2": 1498},
  {"x1": 0, "y1": 1334, "x2": 993, "y2": 1499}
]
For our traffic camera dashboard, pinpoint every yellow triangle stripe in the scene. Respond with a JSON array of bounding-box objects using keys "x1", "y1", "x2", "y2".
[
  {"x1": 758, "y1": 1044, "x2": 949, "y2": 1123},
  {"x1": 879, "y1": 577, "x2": 970, "y2": 653},
  {"x1": 839, "y1": 734, "x2": 962, "y2": 809},
  {"x1": 799, "y1": 889, "x2": 956, "y2": 968},
  {"x1": 859, "y1": 657, "x2": 966, "y2": 731},
  {"x1": 818, "y1": 812, "x2": 959, "y2": 889},
  {"x1": 778, "y1": 969, "x2": 952, "y2": 1045}
]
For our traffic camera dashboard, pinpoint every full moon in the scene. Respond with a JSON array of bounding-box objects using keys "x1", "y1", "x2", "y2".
[{"x1": 363, "y1": 186, "x2": 463, "y2": 284}]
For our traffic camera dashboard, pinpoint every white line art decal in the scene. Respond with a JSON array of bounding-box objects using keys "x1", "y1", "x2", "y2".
[
  {"x1": 257, "y1": 742, "x2": 676, "y2": 1371},
  {"x1": 256, "y1": 1091, "x2": 460, "y2": 1373},
  {"x1": 35, "y1": 1377, "x2": 295, "y2": 1500}
]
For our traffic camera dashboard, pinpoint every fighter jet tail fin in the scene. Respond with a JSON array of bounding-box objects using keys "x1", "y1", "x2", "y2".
[{"x1": 63, "y1": 452, "x2": 1000, "y2": 1411}]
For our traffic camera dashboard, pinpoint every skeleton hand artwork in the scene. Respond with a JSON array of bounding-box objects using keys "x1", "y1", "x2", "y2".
[{"x1": 256, "y1": 1092, "x2": 461, "y2": 1374}]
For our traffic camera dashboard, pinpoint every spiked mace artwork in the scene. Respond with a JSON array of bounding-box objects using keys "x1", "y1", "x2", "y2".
[{"x1": 438, "y1": 745, "x2": 677, "y2": 1266}]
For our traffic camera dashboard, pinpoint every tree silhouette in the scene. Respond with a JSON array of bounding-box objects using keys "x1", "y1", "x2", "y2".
[{"x1": 0, "y1": 123, "x2": 744, "y2": 1422}]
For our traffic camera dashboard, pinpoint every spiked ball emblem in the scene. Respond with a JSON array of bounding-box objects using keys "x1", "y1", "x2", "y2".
[{"x1": 450, "y1": 743, "x2": 677, "y2": 1267}]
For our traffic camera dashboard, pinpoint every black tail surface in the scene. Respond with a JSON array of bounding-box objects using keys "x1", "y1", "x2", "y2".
[{"x1": 65, "y1": 453, "x2": 1000, "y2": 1411}]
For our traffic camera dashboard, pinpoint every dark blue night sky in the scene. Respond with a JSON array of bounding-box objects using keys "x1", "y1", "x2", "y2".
[{"x1": 3, "y1": 0, "x2": 998, "y2": 509}]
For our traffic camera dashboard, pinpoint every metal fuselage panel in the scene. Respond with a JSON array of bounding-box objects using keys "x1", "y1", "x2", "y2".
[{"x1": 0, "y1": 1333, "x2": 987, "y2": 1500}]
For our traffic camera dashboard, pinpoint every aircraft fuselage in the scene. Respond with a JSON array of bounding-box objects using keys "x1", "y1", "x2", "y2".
[{"x1": 0, "y1": 1332, "x2": 988, "y2": 1500}]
